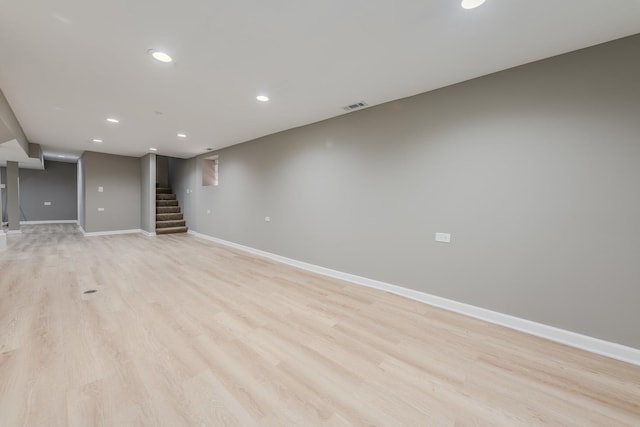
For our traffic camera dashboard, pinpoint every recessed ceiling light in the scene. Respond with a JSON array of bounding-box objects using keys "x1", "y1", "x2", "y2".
[
  {"x1": 106, "y1": 117, "x2": 119, "y2": 123},
  {"x1": 177, "y1": 133, "x2": 187, "y2": 138},
  {"x1": 256, "y1": 95, "x2": 269, "y2": 102},
  {"x1": 91, "y1": 139, "x2": 103, "y2": 143},
  {"x1": 461, "y1": 0, "x2": 486, "y2": 9},
  {"x1": 149, "y1": 147, "x2": 158, "y2": 151},
  {"x1": 149, "y1": 50, "x2": 172, "y2": 63}
]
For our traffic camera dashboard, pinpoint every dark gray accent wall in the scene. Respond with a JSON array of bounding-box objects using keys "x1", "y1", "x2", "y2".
[
  {"x1": 18, "y1": 161, "x2": 77, "y2": 221},
  {"x1": 170, "y1": 34, "x2": 640, "y2": 349},
  {"x1": 156, "y1": 155, "x2": 169, "y2": 188},
  {"x1": 81, "y1": 151, "x2": 141, "y2": 233},
  {"x1": 2, "y1": 161, "x2": 78, "y2": 222},
  {"x1": 5, "y1": 161, "x2": 19, "y2": 230}
]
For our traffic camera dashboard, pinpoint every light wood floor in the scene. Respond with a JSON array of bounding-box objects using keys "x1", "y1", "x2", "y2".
[{"x1": 1, "y1": 224, "x2": 639, "y2": 426}]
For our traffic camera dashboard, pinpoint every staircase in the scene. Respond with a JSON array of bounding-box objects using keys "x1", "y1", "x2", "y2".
[{"x1": 155, "y1": 188, "x2": 188, "y2": 235}]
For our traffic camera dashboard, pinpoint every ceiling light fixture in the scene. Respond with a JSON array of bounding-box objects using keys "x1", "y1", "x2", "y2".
[
  {"x1": 256, "y1": 95, "x2": 269, "y2": 102},
  {"x1": 91, "y1": 139, "x2": 103, "y2": 143},
  {"x1": 177, "y1": 133, "x2": 187, "y2": 138},
  {"x1": 106, "y1": 117, "x2": 119, "y2": 123},
  {"x1": 149, "y1": 147, "x2": 158, "y2": 151},
  {"x1": 461, "y1": 0, "x2": 486, "y2": 9},
  {"x1": 58, "y1": 155, "x2": 66, "y2": 158},
  {"x1": 149, "y1": 50, "x2": 173, "y2": 63}
]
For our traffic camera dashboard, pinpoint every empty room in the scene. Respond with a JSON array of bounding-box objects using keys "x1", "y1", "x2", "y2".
[{"x1": 1, "y1": 0, "x2": 639, "y2": 425}]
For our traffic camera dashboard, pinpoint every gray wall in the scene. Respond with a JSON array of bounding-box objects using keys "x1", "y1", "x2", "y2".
[
  {"x1": 0, "y1": 167, "x2": 5, "y2": 223},
  {"x1": 156, "y1": 155, "x2": 169, "y2": 188},
  {"x1": 140, "y1": 153, "x2": 156, "y2": 233},
  {"x1": 5, "y1": 161, "x2": 19, "y2": 230},
  {"x1": 81, "y1": 151, "x2": 141, "y2": 233},
  {"x1": 170, "y1": 34, "x2": 640, "y2": 349},
  {"x1": 1, "y1": 160, "x2": 77, "y2": 222},
  {"x1": 77, "y1": 157, "x2": 85, "y2": 230}
]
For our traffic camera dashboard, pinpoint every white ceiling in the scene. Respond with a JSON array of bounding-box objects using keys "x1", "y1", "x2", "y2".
[{"x1": 0, "y1": 0, "x2": 639, "y2": 160}]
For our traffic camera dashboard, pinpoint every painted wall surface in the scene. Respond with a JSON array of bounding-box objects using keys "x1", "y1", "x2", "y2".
[
  {"x1": 7, "y1": 160, "x2": 77, "y2": 221},
  {"x1": 0, "y1": 168, "x2": 4, "y2": 223},
  {"x1": 170, "y1": 35, "x2": 640, "y2": 349},
  {"x1": 5, "y1": 161, "x2": 19, "y2": 230},
  {"x1": 81, "y1": 151, "x2": 141, "y2": 233},
  {"x1": 77, "y1": 157, "x2": 85, "y2": 230},
  {"x1": 156, "y1": 155, "x2": 169, "y2": 188},
  {"x1": 140, "y1": 153, "x2": 156, "y2": 233}
]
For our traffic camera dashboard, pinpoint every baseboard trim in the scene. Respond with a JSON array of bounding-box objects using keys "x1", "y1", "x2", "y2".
[
  {"x1": 20, "y1": 220, "x2": 78, "y2": 225},
  {"x1": 82, "y1": 228, "x2": 142, "y2": 237},
  {"x1": 187, "y1": 229, "x2": 640, "y2": 366},
  {"x1": 141, "y1": 230, "x2": 157, "y2": 237}
]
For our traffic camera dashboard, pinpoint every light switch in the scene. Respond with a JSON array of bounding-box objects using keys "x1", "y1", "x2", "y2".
[
  {"x1": 207, "y1": 210, "x2": 211, "y2": 214},
  {"x1": 98, "y1": 186, "x2": 104, "y2": 192},
  {"x1": 435, "y1": 232, "x2": 451, "y2": 243},
  {"x1": 265, "y1": 216, "x2": 271, "y2": 222},
  {"x1": 44, "y1": 202, "x2": 52, "y2": 206},
  {"x1": 0, "y1": 184, "x2": 5, "y2": 189}
]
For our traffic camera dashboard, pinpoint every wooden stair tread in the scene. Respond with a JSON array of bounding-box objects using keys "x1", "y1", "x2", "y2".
[
  {"x1": 156, "y1": 194, "x2": 177, "y2": 200},
  {"x1": 156, "y1": 213, "x2": 183, "y2": 221},
  {"x1": 156, "y1": 220, "x2": 186, "y2": 228},
  {"x1": 156, "y1": 226, "x2": 188, "y2": 234},
  {"x1": 154, "y1": 189, "x2": 187, "y2": 234},
  {"x1": 156, "y1": 207, "x2": 181, "y2": 214}
]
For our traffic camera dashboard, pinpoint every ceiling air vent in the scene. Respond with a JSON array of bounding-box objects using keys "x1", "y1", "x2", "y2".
[{"x1": 343, "y1": 101, "x2": 368, "y2": 112}]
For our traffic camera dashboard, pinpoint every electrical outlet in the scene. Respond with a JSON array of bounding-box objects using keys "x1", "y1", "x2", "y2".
[
  {"x1": 98, "y1": 207, "x2": 105, "y2": 212},
  {"x1": 207, "y1": 209, "x2": 211, "y2": 214},
  {"x1": 435, "y1": 232, "x2": 451, "y2": 243},
  {"x1": 98, "y1": 186, "x2": 103, "y2": 192},
  {"x1": 44, "y1": 201, "x2": 52, "y2": 206},
  {"x1": 265, "y1": 216, "x2": 271, "y2": 222}
]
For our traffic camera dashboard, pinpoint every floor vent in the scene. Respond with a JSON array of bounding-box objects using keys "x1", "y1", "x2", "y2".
[{"x1": 343, "y1": 101, "x2": 368, "y2": 111}]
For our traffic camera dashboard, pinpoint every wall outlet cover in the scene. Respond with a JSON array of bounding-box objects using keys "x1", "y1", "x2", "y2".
[{"x1": 435, "y1": 232, "x2": 451, "y2": 243}]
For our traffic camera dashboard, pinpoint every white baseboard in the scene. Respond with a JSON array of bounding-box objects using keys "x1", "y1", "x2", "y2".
[
  {"x1": 20, "y1": 220, "x2": 78, "y2": 225},
  {"x1": 82, "y1": 228, "x2": 142, "y2": 237},
  {"x1": 141, "y1": 230, "x2": 157, "y2": 237},
  {"x1": 188, "y1": 229, "x2": 640, "y2": 366}
]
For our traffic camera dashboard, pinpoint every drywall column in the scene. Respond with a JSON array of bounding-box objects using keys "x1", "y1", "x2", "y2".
[
  {"x1": 140, "y1": 153, "x2": 156, "y2": 235},
  {"x1": 6, "y1": 161, "x2": 20, "y2": 232},
  {"x1": 0, "y1": 171, "x2": 5, "y2": 250},
  {"x1": 0, "y1": 169, "x2": 3, "y2": 223}
]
